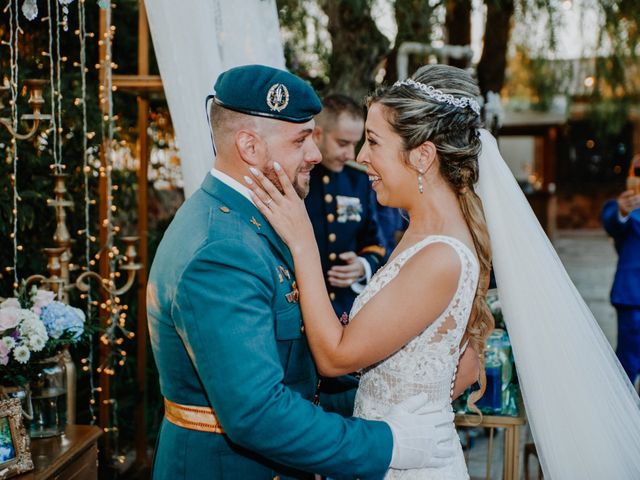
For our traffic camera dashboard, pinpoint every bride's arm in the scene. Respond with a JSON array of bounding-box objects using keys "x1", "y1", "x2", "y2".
[{"x1": 246, "y1": 165, "x2": 460, "y2": 376}]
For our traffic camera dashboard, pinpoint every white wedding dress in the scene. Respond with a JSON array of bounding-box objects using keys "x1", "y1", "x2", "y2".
[{"x1": 352, "y1": 235, "x2": 478, "y2": 479}]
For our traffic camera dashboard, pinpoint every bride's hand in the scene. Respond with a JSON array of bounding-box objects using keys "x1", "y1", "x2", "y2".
[{"x1": 244, "y1": 162, "x2": 315, "y2": 253}]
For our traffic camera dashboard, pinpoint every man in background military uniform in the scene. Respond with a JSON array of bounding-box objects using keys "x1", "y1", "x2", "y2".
[
  {"x1": 147, "y1": 65, "x2": 458, "y2": 480},
  {"x1": 306, "y1": 94, "x2": 386, "y2": 320}
]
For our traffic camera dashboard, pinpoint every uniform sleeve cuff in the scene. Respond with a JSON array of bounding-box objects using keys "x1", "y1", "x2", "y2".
[
  {"x1": 618, "y1": 211, "x2": 630, "y2": 223},
  {"x1": 351, "y1": 257, "x2": 372, "y2": 294}
]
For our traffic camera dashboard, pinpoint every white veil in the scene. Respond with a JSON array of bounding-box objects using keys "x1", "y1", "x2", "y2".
[{"x1": 475, "y1": 129, "x2": 640, "y2": 479}]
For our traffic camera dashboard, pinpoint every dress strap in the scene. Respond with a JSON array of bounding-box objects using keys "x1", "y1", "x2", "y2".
[{"x1": 391, "y1": 235, "x2": 477, "y2": 271}]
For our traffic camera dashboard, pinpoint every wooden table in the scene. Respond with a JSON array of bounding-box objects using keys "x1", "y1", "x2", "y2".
[
  {"x1": 14, "y1": 425, "x2": 102, "y2": 480},
  {"x1": 455, "y1": 411, "x2": 526, "y2": 480}
]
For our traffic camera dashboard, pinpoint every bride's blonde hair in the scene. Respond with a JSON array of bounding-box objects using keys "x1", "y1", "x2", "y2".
[{"x1": 367, "y1": 64, "x2": 494, "y2": 414}]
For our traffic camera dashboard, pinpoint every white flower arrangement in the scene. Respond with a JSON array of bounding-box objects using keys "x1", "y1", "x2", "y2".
[{"x1": 0, "y1": 285, "x2": 86, "y2": 386}]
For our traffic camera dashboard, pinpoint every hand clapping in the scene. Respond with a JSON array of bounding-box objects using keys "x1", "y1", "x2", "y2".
[{"x1": 618, "y1": 190, "x2": 640, "y2": 217}]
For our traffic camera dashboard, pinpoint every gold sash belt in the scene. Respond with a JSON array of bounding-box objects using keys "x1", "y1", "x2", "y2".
[{"x1": 164, "y1": 398, "x2": 225, "y2": 434}]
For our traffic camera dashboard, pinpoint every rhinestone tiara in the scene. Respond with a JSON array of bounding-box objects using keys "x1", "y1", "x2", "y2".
[{"x1": 392, "y1": 78, "x2": 481, "y2": 116}]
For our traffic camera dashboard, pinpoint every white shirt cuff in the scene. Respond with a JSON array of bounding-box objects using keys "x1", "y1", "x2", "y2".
[
  {"x1": 618, "y1": 211, "x2": 630, "y2": 223},
  {"x1": 351, "y1": 257, "x2": 372, "y2": 294}
]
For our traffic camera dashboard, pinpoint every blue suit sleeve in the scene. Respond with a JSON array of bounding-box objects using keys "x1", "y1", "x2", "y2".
[
  {"x1": 602, "y1": 199, "x2": 630, "y2": 240},
  {"x1": 357, "y1": 188, "x2": 386, "y2": 272},
  {"x1": 173, "y1": 238, "x2": 392, "y2": 479}
]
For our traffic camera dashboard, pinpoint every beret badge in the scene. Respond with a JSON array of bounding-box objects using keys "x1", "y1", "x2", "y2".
[{"x1": 266, "y1": 83, "x2": 290, "y2": 112}]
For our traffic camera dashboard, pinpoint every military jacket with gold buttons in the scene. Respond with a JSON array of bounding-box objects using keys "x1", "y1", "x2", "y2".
[
  {"x1": 305, "y1": 164, "x2": 386, "y2": 317},
  {"x1": 147, "y1": 174, "x2": 392, "y2": 480}
]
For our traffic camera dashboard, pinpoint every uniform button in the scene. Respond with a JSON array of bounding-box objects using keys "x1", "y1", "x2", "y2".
[
  {"x1": 327, "y1": 213, "x2": 335, "y2": 223},
  {"x1": 329, "y1": 252, "x2": 337, "y2": 261},
  {"x1": 323, "y1": 175, "x2": 330, "y2": 185},
  {"x1": 324, "y1": 194, "x2": 333, "y2": 203},
  {"x1": 329, "y1": 292, "x2": 336, "y2": 301},
  {"x1": 328, "y1": 233, "x2": 336, "y2": 242}
]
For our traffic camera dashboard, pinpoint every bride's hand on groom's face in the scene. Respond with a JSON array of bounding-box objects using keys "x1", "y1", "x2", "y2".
[{"x1": 244, "y1": 163, "x2": 314, "y2": 251}]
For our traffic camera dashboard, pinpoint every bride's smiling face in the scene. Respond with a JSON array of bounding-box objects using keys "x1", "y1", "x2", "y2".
[{"x1": 357, "y1": 103, "x2": 415, "y2": 207}]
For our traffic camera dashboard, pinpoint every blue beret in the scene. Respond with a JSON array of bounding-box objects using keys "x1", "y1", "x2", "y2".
[{"x1": 212, "y1": 64, "x2": 321, "y2": 123}]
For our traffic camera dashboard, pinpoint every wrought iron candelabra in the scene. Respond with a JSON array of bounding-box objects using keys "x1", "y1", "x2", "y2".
[
  {"x1": 23, "y1": 173, "x2": 142, "y2": 301},
  {"x1": 0, "y1": 78, "x2": 51, "y2": 140}
]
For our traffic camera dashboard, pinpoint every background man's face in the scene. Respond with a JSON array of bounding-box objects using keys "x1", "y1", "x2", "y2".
[
  {"x1": 261, "y1": 119, "x2": 322, "y2": 198},
  {"x1": 317, "y1": 113, "x2": 365, "y2": 173}
]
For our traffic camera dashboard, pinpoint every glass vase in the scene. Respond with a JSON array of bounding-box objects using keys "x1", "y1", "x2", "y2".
[
  {"x1": 29, "y1": 353, "x2": 67, "y2": 438},
  {"x1": 0, "y1": 384, "x2": 33, "y2": 422}
]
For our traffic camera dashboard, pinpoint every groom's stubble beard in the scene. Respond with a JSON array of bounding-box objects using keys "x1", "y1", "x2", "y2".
[{"x1": 264, "y1": 149, "x2": 309, "y2": 199}]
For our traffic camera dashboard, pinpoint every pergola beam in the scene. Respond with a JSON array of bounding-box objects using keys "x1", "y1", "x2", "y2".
[{"x1": 112, "y1": 74, "x2": 163, "y2": 92}]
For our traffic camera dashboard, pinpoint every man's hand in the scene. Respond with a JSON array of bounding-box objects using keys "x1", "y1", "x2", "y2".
[
  {"x1": 618, "y1": 190, "x2": 640, "y2": 217},
  {"x1": 327, "y1": 251, "x2": 365, "y2": 288},
  {"x1": 383, "y1": 394, "x2": 456, "y2": 470}
]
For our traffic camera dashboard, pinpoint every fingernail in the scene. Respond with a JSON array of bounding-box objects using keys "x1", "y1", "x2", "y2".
[
  {"x1": 274, "y1": 162, "x2": 282, "y2": 171},
  {"x1": 249, "y1": 167, "x2": 259, "y2": 176},
  {"x1": 243, "y1": 175, "x2": 253, "y2": 185}
]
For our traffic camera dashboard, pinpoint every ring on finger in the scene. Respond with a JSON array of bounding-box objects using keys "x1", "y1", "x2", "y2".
[{"x1": 265, "y1": 198, "x2": 273, "y2": 206}]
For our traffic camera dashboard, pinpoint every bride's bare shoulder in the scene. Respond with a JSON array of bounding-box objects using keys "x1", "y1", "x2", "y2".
[{"x1": 395, "y1": 240, "x2": 462, "y2": 293}]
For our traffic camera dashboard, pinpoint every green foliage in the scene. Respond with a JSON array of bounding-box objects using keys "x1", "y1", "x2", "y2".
[{"x1": 276, "y1": 0, "x2": 331, "y2": 90}]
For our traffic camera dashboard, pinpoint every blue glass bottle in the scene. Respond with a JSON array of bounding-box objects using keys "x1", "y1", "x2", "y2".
[{"x1": 477, "y1": 351, "x2": 502, "y2": 414}]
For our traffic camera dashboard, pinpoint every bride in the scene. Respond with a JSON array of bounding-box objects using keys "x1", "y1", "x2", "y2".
[{"x1": 246, "y1": 64, "x2": 640, "y2": 479}]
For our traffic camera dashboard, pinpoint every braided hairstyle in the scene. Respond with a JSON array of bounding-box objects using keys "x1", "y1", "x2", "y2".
[{"x1": 368, "y1": 64, "x2": 494, "y2": 414}]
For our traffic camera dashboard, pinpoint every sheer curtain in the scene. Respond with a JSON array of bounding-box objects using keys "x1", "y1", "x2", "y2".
[
  {"x1": 144, "y1": 0, "x2": 285, "y2": 197},
  {"x1": 476, "y1": 129, "x2": 640, "y2": 479}
]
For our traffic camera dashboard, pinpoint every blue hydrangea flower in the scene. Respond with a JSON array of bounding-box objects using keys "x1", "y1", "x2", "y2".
[{"x1": 40, "y1": 301, "x2": 85, "y2": 340}]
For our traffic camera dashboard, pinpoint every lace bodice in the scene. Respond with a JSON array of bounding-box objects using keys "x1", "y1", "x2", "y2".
[{"x1": 353, "y1": 235, "x2": 479, "y2": 420}]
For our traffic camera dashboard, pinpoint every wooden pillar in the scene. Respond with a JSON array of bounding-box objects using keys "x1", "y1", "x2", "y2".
[
  {"x1": 135, "y1": 0, "x2": 151, "y2": 467},
  {"x1": 98, "y1": 7, "x2": 112, "y2": 460}
]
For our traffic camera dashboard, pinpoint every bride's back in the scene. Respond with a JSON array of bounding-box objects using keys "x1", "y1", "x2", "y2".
[{"x1": 352, "y1": 235, "x2": 479, "y2": 417}]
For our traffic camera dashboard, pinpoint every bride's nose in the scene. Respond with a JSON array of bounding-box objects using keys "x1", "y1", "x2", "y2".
[{"x1": 356, "y1": 144, "x2": 368, "y2": 165}]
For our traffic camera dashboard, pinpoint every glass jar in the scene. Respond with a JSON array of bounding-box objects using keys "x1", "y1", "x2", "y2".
[
  {"x1": 487, "y1": 328, "x2": 513, "y2": 389},
  {"x1": 29, "y1": 353, "x2": 67, "y2": 438}
]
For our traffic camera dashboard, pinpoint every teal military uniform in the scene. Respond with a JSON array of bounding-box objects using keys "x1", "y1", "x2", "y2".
[{"x1": 147, "y1": 65, "x2": 393, "y2": 479}]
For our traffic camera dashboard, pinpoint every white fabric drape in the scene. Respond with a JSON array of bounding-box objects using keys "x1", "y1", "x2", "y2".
[
  {"x1": 144, "y1": 0, "x2": 285, "y2": 197},
  {"x1": 476, "y1": 129, "x2": 640, "y2": 479}
]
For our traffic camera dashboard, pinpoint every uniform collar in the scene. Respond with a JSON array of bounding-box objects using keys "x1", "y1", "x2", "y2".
[
  {"x1": 199, "y1": 173, "x2": 295, "y2": 271},
  {"x1": 210, "y1": 168, "x2": 255, "y2": 205}
]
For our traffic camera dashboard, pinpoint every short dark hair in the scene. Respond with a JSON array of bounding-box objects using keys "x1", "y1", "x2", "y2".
[{"x1": 320, "y1": 93, "x2": 365, "y2": 123}]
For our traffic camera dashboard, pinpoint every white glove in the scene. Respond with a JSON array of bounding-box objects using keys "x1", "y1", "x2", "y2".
[{"x1": 382, "y1": 393, "x2": 456, "y2": 469}]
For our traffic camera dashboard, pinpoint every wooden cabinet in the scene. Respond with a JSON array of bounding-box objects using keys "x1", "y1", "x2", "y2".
[{"x1": 14, "y1": 425, "x2": 102, "y2": 480}]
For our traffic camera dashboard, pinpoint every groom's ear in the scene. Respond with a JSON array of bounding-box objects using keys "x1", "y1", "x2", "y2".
[
  {"x1": 235, "y1": 130, "x2": 264, "y2": 167},
  {"x1": 409, "y1": 141, "x2": 437, "y2": 173}
]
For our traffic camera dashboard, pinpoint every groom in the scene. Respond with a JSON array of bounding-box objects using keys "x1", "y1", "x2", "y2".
[{"x1": 147, "y1": 65, "x2": 457, "y2": 479}]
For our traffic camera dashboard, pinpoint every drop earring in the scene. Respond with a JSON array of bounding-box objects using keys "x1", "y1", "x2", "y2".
[{"x1": 418, "y1": 171, "x2": 424, "y2": 194}]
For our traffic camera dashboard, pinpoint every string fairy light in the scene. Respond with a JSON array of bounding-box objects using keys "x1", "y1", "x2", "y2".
[
  {"x1": 54, "y1": 0, "x2": 64, "y2": 170},
  {"x1": 97, "y1": 1, "x2": 130, "y2": 456},
  {"x1": 8, "y1": 0, "x2": 21, "y2": 288},
  {"x1": 46, "y1": 0, "x2": 60, "y2": 174},
  {"x1": 77, "y1": 0, "x2": 98, "y2": 425}
]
